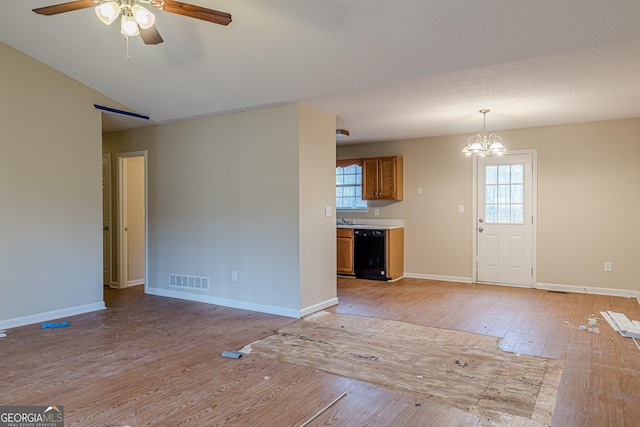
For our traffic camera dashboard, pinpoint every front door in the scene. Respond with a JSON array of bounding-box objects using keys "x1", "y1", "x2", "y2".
[{"x1": 476, "y1": 152, "x2": 535, "y2": 287}]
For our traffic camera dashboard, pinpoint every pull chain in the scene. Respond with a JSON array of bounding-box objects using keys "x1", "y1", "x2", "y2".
[{"x1": 125, "y1": 36, "x2": 131, "y2": 61}]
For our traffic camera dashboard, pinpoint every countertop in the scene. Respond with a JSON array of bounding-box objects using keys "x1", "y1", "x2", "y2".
[
  {"x1": 337, "y1": 224, "x2": 404, "y2": 230},
  {"x1": 336, "y1": 218, "x2": 405, "y2": 230}
]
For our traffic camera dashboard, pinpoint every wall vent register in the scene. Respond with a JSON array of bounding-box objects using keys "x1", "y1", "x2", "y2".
[{"x1": 170, "y1": 274, "x2": 210, "y2": 291}]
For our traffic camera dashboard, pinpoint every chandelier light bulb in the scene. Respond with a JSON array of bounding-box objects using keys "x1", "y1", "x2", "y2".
[
  {"x1": 95, "y1": 1, "x2": 120, "y2": 25},
  {"x1": 121, "y1": 14, "x2": 140, "y2": 37},
  {"x1": 131, "y1": 4, "x2": 156, "y2": 30}
]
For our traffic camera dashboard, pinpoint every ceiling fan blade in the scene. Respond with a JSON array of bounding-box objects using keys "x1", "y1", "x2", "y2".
[
  {"x1": 32, "y1": 0, "x2": 96, "y2": 16},
  {"x1": 140, "y1": 25, "x2": 164, "y2": 45},
  {"x1": 158, "y1": 0, "x2": 232, "y2": 25}
]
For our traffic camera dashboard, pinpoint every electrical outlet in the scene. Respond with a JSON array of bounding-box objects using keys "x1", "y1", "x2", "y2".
[
  {"x1": 232, "y1": 271, "x2": 238, "y2": 281},
  {"x1": 416, "y1": 187, "x2": 422, "y2": 195},
  {"x1": 604, "y1": 262, "x2": 612, "y2": 272},
  {"x1": 374, "y1": 208, "x2": 379, "y2": 216}
]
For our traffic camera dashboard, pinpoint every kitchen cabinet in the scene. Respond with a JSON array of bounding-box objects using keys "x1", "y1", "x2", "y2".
[
  {"x1": 385, "y1": 227, "x2": 404, "y2": 280},
  {"x1": 337, "y1": 228, "x2": 355, "y2": 275},
  {"x1": 362, "y1": 156, "x2": 403, "y2": 200}
]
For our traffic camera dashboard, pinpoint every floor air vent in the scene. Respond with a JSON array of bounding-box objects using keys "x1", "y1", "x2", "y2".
[{"x1": 170, "y1": 274, "x2": 209, "y2": 291}]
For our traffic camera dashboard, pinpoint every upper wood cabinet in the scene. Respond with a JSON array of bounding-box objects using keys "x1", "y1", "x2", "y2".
[{"x1": 362, "y1": 156, "x2": 403, "y2": 200}]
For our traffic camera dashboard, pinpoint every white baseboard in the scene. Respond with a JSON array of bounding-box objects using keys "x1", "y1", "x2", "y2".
[
  {"x1": 127, "y1": 279, "x2": 145, "y2": 287},
  {"x1": 402, "y1": 275, "x2": 638, "y2": 300},
  {"x1": 0, "y1": 302, "x2": 106, "y2": 330},
  {"x1": 537, "y1": 282, "x2": 639, "y2": 299},
  {"x1": 479, "y1": 281, "x2": 533, "y2": 289},
  {"x1": 145, "y1": 287, "x2": 301, "y2": 318},
  {"x1": 300, "y1": 297, "x2": 339, "y2": 318},
  {"x1": 403, "y1": 272, "x2": 473, "y2": 283}
]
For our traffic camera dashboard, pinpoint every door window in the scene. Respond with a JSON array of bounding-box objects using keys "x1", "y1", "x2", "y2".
[{"x1": 484, "y1": 163, "x2": 524, "y2": 224}]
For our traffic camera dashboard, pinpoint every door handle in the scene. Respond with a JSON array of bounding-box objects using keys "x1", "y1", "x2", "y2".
[{"x1": 479, "y1": 227, "x2": 484, "y2": 233}]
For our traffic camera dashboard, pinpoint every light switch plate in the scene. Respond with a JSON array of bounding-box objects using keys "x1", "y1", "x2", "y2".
[
  {"x1": 417, "y1": 187, "x2": 422, "y2": 195},
  {"x1": 458, "y1": 205, "x2": 464, "y2": 214},
  {"x1": 325, "y1": 206, "x2": 332, "y2": 217}
]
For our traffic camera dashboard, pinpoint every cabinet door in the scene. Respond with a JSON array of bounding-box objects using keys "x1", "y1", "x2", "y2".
[
  {"x1": 337, "y1": 235, "x2": 354, "y2": 274},
  {"x1": 361, "y1": 158, "x2": 380, "y2": 200},
  {"x1": 377, "y1": 156, "x2": 398, "y2": 199}
]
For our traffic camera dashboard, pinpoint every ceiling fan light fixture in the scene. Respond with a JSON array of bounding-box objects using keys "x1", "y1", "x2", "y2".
[
  {"x1": 131, "y1": 4, "x2": 156, "y2": 30},
  {"x1": 95, "y1": 1, "x2": 120, "y2": 25},
  {"x1": 121, "y1": 14, "x2": 140, "y2": 37}
]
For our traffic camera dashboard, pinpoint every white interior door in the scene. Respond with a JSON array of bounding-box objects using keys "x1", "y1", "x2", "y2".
[
  {"x1": 102, "y1": 154, "x2": 112, "y2": 286},
  {"x1": 117, "y1": 151, "x2": 148, "y2": 290},
  {"x1": 476, "y1": 153, "x2": 535, "y2": 287}
]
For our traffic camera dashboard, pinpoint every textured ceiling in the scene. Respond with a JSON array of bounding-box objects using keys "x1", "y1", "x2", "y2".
[{"x1": 2, "y1": 1, "x2": 640, "y2": 143}]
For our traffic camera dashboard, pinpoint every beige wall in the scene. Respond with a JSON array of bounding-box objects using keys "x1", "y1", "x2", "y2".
[
  {"x1": 0, "y1": 42, "x2": 116, "y2": 326},
  {"x1": 298, "y1": 104, "x2": 338, "y2": 313},
  {"x1": 126, "y1": 156, "x2": 145, "y2": 284},
  {"x1": 103, "y1": 103, "x2": 337, "y2": 317},
  {"x1": 338, "y1": 118, "x2": 640, "y2": 293}
]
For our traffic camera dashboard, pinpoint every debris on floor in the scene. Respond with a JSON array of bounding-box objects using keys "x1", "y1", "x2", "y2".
[
  {"x1": 221, "y1": 350, "x2": 244, "y2": 359},
  {"x1": 299, "y1": 392, "x2": 347, "y2": 427},
  {"x1": 41, "y1": 321, "x2": 70, "y2": 329},
  {"x1": 455, "y1": 359, "x2": 467, "y2": 367},
  {"x1": 564, "y1": 316, "x2": 601, "y2": 333}
]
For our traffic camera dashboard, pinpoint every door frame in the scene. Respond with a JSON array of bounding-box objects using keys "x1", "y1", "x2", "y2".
[
  {"x1": 102, "y1": 153, "x2": 113, "y2": 286},
  {"x1": 471, "y1": 149, "x2": 538, "y2": 287},
  {"x1": 116, "y1": 150, "x2": 148, "y2": 291}
]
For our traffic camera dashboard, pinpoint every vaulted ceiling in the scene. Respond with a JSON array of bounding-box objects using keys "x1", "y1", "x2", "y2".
[{"x1": 3, "y1": 1, "x2": 640, "y2": 143}]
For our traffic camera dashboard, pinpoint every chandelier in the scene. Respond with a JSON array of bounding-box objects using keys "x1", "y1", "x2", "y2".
[
  {"x1": 461, "y1": 109, "x2": 507, "y2": 156},
  {"x1": 95, "y1": 0, "x2": 163, "y2": 37}
]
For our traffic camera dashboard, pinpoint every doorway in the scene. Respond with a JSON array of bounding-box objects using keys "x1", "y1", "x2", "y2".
[
  {"x1": 102, "y1": 154, "x2": 112, "y2": 286},
  {"x1": 473, "y1": 151, "x2": 537, "y2": 287},
  {"x1": 117, "y1": 151, "x2": 148, "y2": 290}
]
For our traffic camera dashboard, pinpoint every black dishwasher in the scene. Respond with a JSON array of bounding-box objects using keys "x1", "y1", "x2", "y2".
[{"x1": 354, "y1": 229, "x2": 387, "y2": 280}]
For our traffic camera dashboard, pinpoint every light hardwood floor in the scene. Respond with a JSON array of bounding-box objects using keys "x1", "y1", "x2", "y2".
[{"x1": 2, "y1": 278, "x2": 640, "y2": 426}]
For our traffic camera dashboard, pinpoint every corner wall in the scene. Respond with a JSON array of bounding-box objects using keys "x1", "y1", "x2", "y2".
[
  {"x1": 0, "y1": 42, "x2": 112, "y2": 328},
  {"x1": 298, "y1": 104, "x2": 338, "y2": 314}
]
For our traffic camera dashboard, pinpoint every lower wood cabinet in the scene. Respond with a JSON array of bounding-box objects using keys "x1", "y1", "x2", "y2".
[
  {"x1": 337, "y1": 227, "x2": 404, "y2": 280},
  {"x1": 337, "y1": 228, "x2": 354, "y2": 275}
]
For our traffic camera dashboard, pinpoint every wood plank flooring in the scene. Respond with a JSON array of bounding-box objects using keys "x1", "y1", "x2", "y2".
[{"x1": 1, "y1": 278, "x2": 639, "y2": 426}]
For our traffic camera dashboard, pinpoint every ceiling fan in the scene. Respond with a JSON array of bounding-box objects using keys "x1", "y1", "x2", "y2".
[{"x1": 33, "y1": 0, "x2": 232, "y2": 45}]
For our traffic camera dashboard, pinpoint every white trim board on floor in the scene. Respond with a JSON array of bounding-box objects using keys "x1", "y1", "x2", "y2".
[
  {"x1": 0, "y1": 302, "x2": 106, "y2": 330},
  {"x1": 146, "y1": 287, "x2": 335, "y2": 319}
]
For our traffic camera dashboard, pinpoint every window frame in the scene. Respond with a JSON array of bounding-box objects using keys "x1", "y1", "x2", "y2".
[{"x1": 336, "y1": 159, "x2": 368, "y2": 212}]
